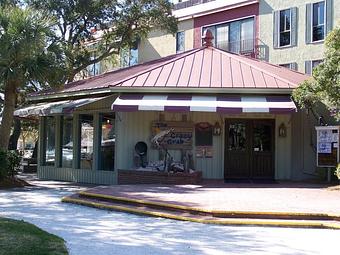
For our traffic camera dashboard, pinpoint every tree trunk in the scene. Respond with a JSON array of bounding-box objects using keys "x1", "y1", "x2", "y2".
[
  {"x1": 8, "y1": 118, "x2": 21, "y2": 150},
  {"x1": 0, "y1": 84, "x2": 17, "y2": 150}
]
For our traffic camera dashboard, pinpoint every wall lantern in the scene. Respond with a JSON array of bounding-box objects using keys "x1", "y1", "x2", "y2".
[
  {"x1": 278, "y1": 123, "x2": 287, "y2": 137},
  {"x1": 213, "y1": 122, "x2": 222, "y2": 136}
]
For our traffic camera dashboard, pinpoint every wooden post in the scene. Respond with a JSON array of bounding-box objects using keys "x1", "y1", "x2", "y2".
[
  {"x1": 55, "y1": 116, "x2": 62, "y2": 168},
  {"x1": 92, "y1": 113, "x2": 101, "y2": 171},
  {"x1": 73, "y1": 114, "x2": 80, "y2": 169},
  {"x1": 38, "y1": 116, "x2": 45, "y2": 167}
]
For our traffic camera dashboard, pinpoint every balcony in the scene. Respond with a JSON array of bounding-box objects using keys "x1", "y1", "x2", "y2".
[{"x1": 214, "y1": 39, "x2": 257, "y2": 57}]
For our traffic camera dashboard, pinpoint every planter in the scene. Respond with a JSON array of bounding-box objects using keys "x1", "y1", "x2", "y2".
[{"x1": 117, "y1": 169, "x2": 202, "y2": 185}]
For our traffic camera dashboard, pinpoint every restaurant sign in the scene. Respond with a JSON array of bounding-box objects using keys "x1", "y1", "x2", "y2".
[{"x1": 151, "y1": 121, "x2": 193, "y2": 150}]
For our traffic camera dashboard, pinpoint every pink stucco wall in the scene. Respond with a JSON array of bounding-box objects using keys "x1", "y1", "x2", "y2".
[{"x1": 193, "y1": 3, "x2": 259, "y2": 48}]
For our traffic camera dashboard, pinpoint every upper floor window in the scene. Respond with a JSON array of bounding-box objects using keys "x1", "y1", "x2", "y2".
[
  {"x1": 306, "y1": 0, "x2": 332, "y2": 44},
  {"x1": 87, "y1": 55, "x2": 101, "y2": 76},
  {"x1": 120, "y1": 44, "x2": 138, "y2": 68},
  {"x1": 202, "y1": 17, "x2": 254, "y2": 55},
  {"x1": 273, "y1": 8, "x2": 297, "y2": 48},
  {"x1": 312, "y1": 2, "x2": 325, "y2": 42},
  {"x1": 279, "y1": 62, "x2": 297, "y2": 70},
  {"x1": 176, "y1": 31, "x2": 185, "y2": 53},
  {"x1": 279, "y1": 9, "x2": 291, "y2": 47},
  {"x1": 305, "y1": 59, "x2": 323, "y2": 75}
]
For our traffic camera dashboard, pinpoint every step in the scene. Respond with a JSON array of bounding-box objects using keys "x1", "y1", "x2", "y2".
[
  {"x1": 62, "y1": 194, "x2": 340, "y2": 230},
  {"x1": 78, "y1": 190, "x2": 340, "y2": 222}
]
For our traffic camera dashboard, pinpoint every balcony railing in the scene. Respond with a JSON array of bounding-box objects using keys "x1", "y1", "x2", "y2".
[
  {"x1": 174, "y1": 0, "x2": 216, "y2": 10},
  {"x1": 214, "y1": 39, "x2": 256, "y2": 56}
]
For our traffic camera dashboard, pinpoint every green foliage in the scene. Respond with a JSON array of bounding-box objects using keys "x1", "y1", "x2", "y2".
[
  {"x1": 0, "y1": 150, "x2": 9, "y2": 181},
  {"x1": 0, "y1": 6, "x2": 65, "y2": 90},
  {"x1": 335, "y1": 164, "x2": 340, "y2": 180},
  {"x1": 28, "y1": 0, "x2": 178, "y2": 82},
  {"x1": 0, "y1": 217, "x2": 68, "y2": 255},
  {"x1": 293, "y1": 26, "x2": 340, "y2": 120},
  {"x1": 0, "y1": 149, "x2": 21, "y2": 180}
]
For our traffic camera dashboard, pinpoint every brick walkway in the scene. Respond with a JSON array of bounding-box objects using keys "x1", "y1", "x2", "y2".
[{"x1": 85, "y1": 182, "x2": 340, "y2": 215}]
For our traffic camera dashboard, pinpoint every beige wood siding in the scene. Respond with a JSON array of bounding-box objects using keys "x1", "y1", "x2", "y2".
[
  {"x1": 38, "y1": 166, "x2": 117, "y2": 185},
  {"x1": 115, "y1": 111, "x2": 293, "y2": 180}
]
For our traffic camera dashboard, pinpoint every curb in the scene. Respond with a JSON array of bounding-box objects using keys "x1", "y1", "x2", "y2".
[
  {"x1": 78, "y1": 191, "x2": 340, "y2": 221},
  {"x1": 62, "y1": 196, "x2": 340, "y2": 230}
]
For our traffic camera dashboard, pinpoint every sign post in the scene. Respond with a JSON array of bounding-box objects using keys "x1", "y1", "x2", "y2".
[{"x1": 316, "y1": 126, "x2": 340, "y2": 182}]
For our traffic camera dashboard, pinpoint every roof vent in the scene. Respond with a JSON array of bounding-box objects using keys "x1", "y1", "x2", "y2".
[{"x1": 202, "y1": 29, "x2": 214, "y2": 47}]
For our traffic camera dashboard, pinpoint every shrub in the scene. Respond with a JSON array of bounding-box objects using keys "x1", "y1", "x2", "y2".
[
  {"x1": 335, "y1": 164, "x2": 340, "y2": 181},
  {"x1": 0, "y1": 149, "x2": 21, "y2": 181},
  {"x1": 0, "y1": 150, "x2": 9, "y2": 181}
]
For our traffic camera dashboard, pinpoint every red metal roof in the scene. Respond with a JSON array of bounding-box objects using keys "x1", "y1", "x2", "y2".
[{"x1": 36, "y1": 46, "x2": 309, "y2": 97}]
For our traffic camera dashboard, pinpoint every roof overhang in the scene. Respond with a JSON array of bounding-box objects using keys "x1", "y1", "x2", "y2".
[
  {"x1": 28, "y1": 87, "x2": 295, "y2": 102},
  {"x1": 174, "y1": 0, "x2": 259, "y2": 21}
]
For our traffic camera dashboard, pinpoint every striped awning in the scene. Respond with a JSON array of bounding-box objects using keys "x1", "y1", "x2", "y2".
[
  {"x1": 14, "y1": 97, "x2": 105, "y2": 118},
  {"x1": 112, "y1": 94, "x2": 297, "y2": 114}
]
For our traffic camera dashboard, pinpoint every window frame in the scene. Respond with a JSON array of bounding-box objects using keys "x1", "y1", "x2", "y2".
[
  {"x1": 311, "y1": 1, "x2": 326, "y2": 43},
  {"x1": 278, "y1": 8, "x2": 292, "y2": 48},
  {"x1": 201, "y1": 16, "x2": 255, "y2": 53},
  {"x1": 42, "y1": 116, "x2": 56, "y2": 167}
]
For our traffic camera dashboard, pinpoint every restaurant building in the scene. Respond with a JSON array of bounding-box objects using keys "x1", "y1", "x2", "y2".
[{"x1": 15, "y1": 34, "x2": 310, "y2": 184}]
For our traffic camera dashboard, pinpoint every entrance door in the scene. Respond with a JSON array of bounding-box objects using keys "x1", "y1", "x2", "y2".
[{"x1": 224, "y1": 119, "x2": 275, "y2": 180}]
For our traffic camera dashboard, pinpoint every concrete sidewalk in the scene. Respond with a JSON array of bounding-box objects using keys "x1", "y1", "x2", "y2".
[{"x1": 81, "y1": 182, "x2": 340, "y2": 215}]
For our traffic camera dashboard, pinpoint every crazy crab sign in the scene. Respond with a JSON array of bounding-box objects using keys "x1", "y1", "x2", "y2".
[{"x1": 151, "y1": 121, "x2": 193, "y2": 150}]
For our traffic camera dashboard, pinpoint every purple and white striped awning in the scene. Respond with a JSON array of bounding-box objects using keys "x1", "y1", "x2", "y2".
[
  {"x1": 112, "y1": 94, "x2": 297, "y2": 114},
  {"x1": 14, "y1": 97, "x2": 106, "y2": 118}
]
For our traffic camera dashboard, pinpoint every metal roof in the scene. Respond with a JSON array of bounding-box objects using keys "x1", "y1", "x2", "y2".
[{"x1": 35, "y1": 45, "x2": 309, "y2": 99}]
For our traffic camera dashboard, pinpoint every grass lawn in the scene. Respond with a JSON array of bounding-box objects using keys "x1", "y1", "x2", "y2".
[{"x1": 0, "y1": 217, "x2": 68, "y2": 255}]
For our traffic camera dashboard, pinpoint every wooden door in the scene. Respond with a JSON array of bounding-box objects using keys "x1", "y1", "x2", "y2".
[
  {"x1": 251, "y1": 120, "x2": 275, "y2": 179},
  {"x1": 224, "y1": 120, "x2": 250, "y2": 179},
  {"x1": 224, "y1": 119, "x2": 275, "y2": 180}
]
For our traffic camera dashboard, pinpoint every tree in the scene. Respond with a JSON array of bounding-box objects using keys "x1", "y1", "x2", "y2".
[
  {"x1": 0, "y1": 6, "x2": 62, "y2": 150},
  {"x1": 28, "y1": 0, "x2": 178, "y2": 82},
  {"x1": 293, "y1": 26, "x2": 340, "y2": 121}
]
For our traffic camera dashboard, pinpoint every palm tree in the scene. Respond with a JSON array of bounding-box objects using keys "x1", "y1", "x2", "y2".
[{"x1": 0, "y1": 6, "x2": 60, "y2": 150}]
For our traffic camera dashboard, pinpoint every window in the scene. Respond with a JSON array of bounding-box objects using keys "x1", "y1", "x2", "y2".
[
  {"x1": 120, "y1": 41, "x2": 139, "y2": 68},
  {"x1": 44, "y1": 117, "x2": 55, "y2": 166},
  {"x1": 312, "y1": 2, "x2": 325, "y2": 42},
  {"x1": 61, "y1": 116, "x2": 73, "y2": 168},
  {"x1": 202, "y1": 17, "x2": 254, "y2": 54},
  {"x1": 279, "y1": 63, "x2": 297, "y2": 70},
  {"x1": 305, "y1": 59, "x2": 323, "y2": 75},
  {"x1": 279, "y1": 9, "x2": 291, "y2": 47},
  {"x1": 100, "y1": 114, "x2": 115, "y2": 171},
  {"x1": 176, "y1": 31, "x2": 185, "y2": 53},
  {"x1": 88, "y1": 62, "x2": 101, "y2": 76},
  {"x1": 312, "y1": 59, "x2": 323, "y2": 68},
  {"x1": 80, "y1": 115, "x2": 94, "y2": 170}
]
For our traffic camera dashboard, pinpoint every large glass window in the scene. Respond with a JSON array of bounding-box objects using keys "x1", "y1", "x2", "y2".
[
  {"x1": 176, "y1": 31, "x2": 185, "y2": 53},
  {"x1": 202, "y1": 18, "x2": 254, "y2": 54},
  {"x1": 61, "y1": 116, "x2": 73, "y2": 168},
  {"x1": 312, "y1": 2, "x2": 325, "y2": 42},
  {"x1": 216, "y1": 24, "x2": 229, "y2": 50},
  {"x1": 87, "y1": 55, "x2": 101, "y2": 76},
  {"x1": 100, "y1": 114, "x2": 115, "y2": 171},
  {"x1": 279, "y1": 9, "x2": 291, "y2": 47},
  {"x1": 44, "y1": 117, "x2": 55, "y2": 166},
  {"x1": 80, "y1": 115, "x2": 94, "y2": 170}
]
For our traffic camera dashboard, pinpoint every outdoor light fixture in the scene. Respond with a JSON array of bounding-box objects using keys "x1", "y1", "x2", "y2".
[
  {"x1": 213, "y1": 122, "x2": 221, "y2": 136},
  {"x1": 278, "y1": 123, "x2": 287, "y2": 137}
]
